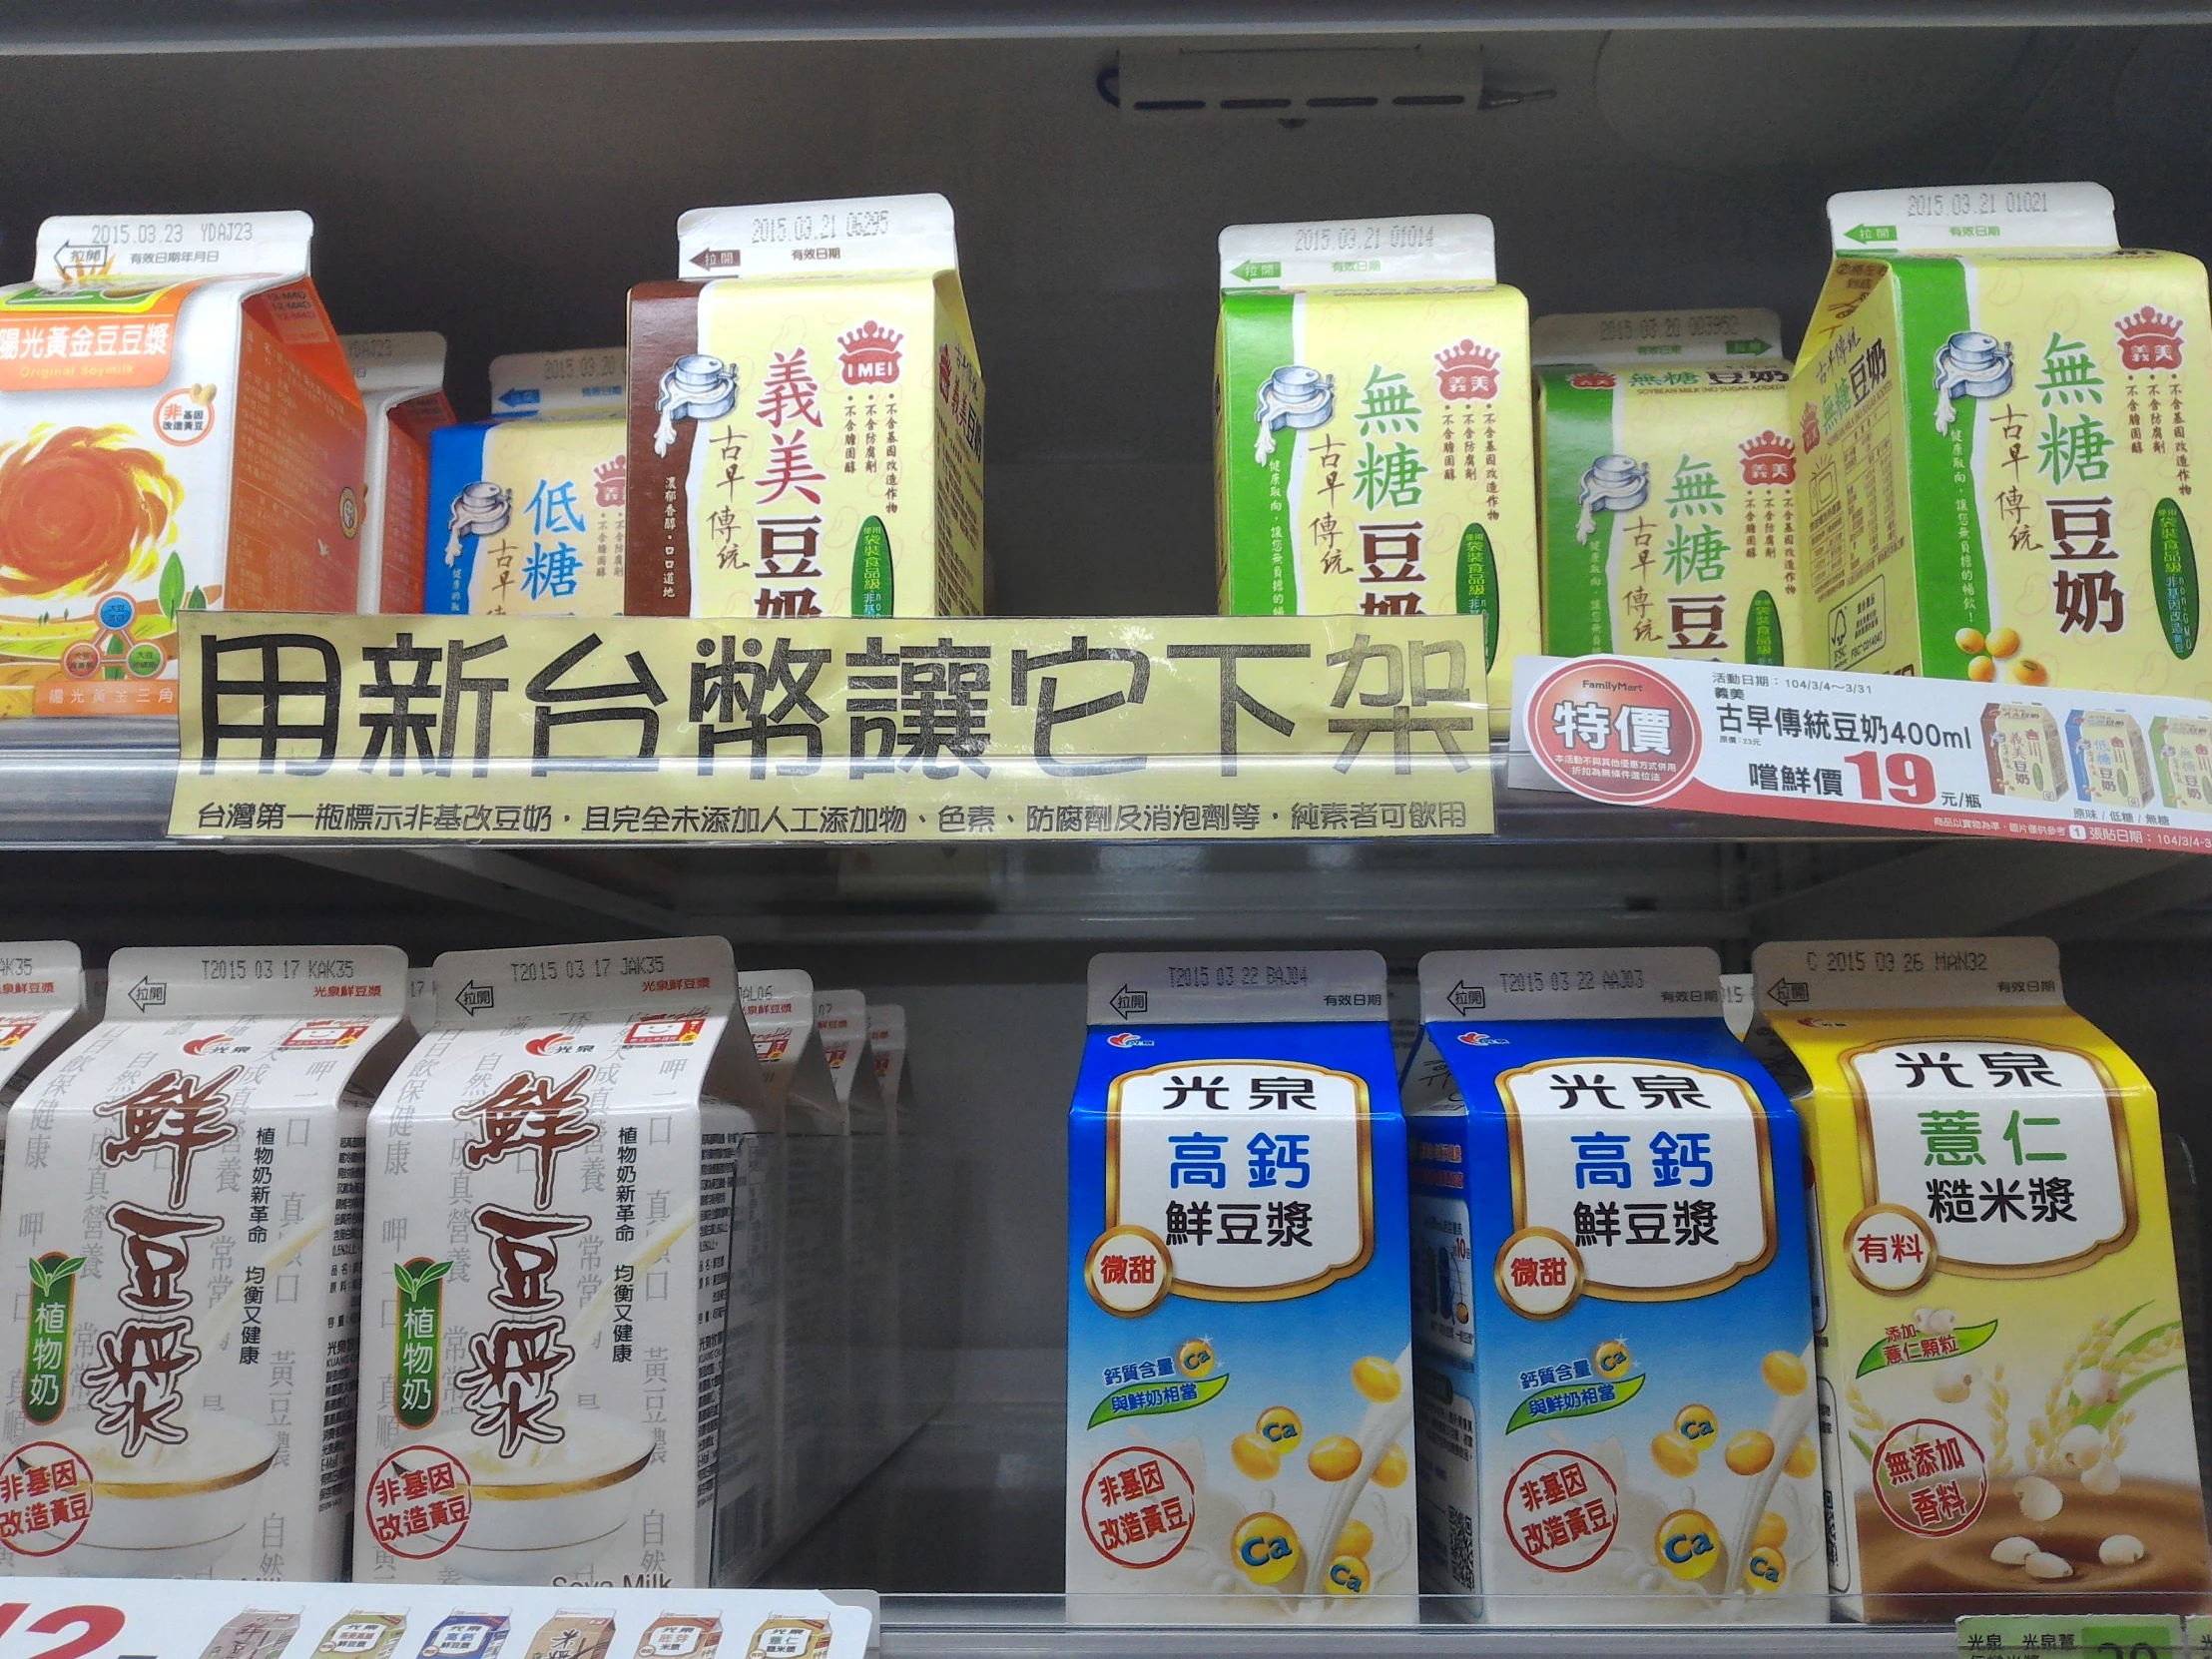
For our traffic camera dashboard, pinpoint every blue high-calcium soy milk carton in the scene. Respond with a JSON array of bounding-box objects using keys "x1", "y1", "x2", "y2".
[
  {"x1": 1404, "y1": 948, "x2": 1821, "y2": 1623},
  {"x1": 1067, "y1": 952, "x2": 1415, "y2": 1624}
]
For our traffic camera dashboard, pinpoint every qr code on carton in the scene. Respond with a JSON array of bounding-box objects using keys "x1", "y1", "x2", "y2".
[{"x1": 1448, "y1": 1502, "x2": 1476, "y2": 1590}]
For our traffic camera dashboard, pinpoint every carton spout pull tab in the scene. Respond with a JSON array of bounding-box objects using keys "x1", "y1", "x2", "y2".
[
  {"x1": 446, "y1": 481, "x2": 512, "y2": 564},
  {"x1": 1575, "y1": 453, "x2": 1649, "y2": 544},
  {"x1": 654, "y1": 353, "x2": 738, "y2": 457},
  {"x1": 1932, "y1": 330, "x2": 2013, "y2": 435},
  {"x1": 1252, "y1": 364, "x2": 1335, "y2": 464}
]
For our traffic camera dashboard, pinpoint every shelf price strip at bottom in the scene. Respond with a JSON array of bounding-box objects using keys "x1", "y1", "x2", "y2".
[
  {"x1": 168, "y1": 614, "x2": 1494, "y2": 844},
  {"x1": 1512, "y1": 654, "x2": 2212, "y2": 853}
]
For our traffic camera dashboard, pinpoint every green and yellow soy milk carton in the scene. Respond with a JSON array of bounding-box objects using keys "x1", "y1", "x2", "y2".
[
  {"x1": 1216, "y1": 217, "x2": 1537, "y2": 731},
  {"x1": 1794, "y1": 184, "x2": 2211, "y2": 694},
  {"x1": 1535, "y1": 310, "x2": 1801, "y2": 663},
  {"x1": 1754, "y1": 937, "x2": 2212, "y2": 1619}
]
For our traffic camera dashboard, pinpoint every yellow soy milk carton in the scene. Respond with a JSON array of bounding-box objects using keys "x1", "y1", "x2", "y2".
[
  {"x1": 1535, "y1": 310, "x2": 1802, "y2": 663},
  {"x1": 423, "y1": 348, "x2": 627, "y2": 616},
  {"x1": 1794, "y1": 184, "x2": 2211, "y2": 692},
  {"x1": 1754, "y1": 937, "x2": 2212, "y2": 1619},
  {"x1": 1215, "y1": 217, "x2": 1537, "y2": 730},
  {"x1": 626, "y1": 194, "x2": 984, "y2": 619}
]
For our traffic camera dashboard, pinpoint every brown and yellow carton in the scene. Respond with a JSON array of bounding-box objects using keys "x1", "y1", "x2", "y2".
[
  {"x1": 1754, "y1": 936, "x2": 2210, "y2": 1619},
  {"x1": 1794, "y1": 184, "x2": 2210, "y2": 694}
]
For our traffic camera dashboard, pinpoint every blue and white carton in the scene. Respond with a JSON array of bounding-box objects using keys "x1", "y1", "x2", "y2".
[
  {"x1": 1405, "y1": 948, "x2": 1821, "y2": 1622},
  {"x1": 1066, "y1": 951, "x2": 1415, "y2": 1624}
]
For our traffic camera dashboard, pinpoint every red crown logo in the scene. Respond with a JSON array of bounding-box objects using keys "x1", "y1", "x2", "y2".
[
  {"x1": 837, "y1": 319, "x2": 905, "y2": 386},
  {"x1": 594, "y1": 453, "x2": 627, "y2": 508},
  {"x1": 1433, "y1": 338, "x2": 1501, "y2": 402},
  {"x1": 1567, "y1": 371, "x2": 1617, "y2": 390},
  {"x1": 1739, "y1": 429, "x2": 1797, "y2": 486},
  {"x1": 1799, "y1": 400, "x2": 1822, "y2": 456},
  {"x1": 2115, "y1": 304, "x2": 2184, "y2": 372}
]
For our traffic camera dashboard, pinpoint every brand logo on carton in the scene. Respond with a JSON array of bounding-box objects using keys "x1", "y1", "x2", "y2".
[
  {"x1": 279, "y1": 1019, "x2": 368, "y2": 1049},
  {"x1": 627, "y1": 1016, "x2": 705, "y2": 1047},
  {"x1": 2115, "y1": 304, "x2": 2185, "y2": 372},
  {"x1": 183, "y1": 1032, "x2": 249, "y2": 1056},
  {"x1": 1568, "y1": 371, "x2": 1617, "y2": 390},
  {"x1": 837, "y1": 320, "x2": 904, "y2": 386},
  {"x1": 1433, "y1": 338, "x2": 1501, "y2": 402},
  {"x1": 1799, "y1": 401, "x2": 1822, "y2": 456},
  {"x1": 1738, "y1": 429, "x2": 1797, "y2": 487},
  {"x1": 1107, "y1": 1032, "x2": 1154, "y2": 1048},
  {"x1": 594, "y1": 454, "x2": 627, "y2": 507},
  {"x1": 523, "y1": 1032, "x2": 596, "y2": 1057}
]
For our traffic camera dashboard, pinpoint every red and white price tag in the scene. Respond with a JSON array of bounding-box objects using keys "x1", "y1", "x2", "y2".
[{"x1": 1511, "y1": 654, "x2": 2212, "y2": 852}]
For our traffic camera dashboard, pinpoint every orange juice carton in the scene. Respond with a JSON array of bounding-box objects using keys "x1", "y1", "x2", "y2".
[
  {"x1": 626, "y1": 195, "x2": 984, "y2": 619},
  {"x1": 344, "y1": 332, "x2": 453, "y2": 613},
  {"x1": 0, "y1": 944, "x2": 412, "y2": 1579},
  {"x1": 1215, "y1": 216, "x2": 1537, "y2": 730},
  {"x1": 355, "y1": 936, "x2": 770, "y2": 1586},
  {"x1": 1794, "y1": 184, "x2": 2211, "y2": 692},
  {"x1": 1755, "y1": 937, "x2": 2212, "y2": 1618},
  {"x1": 1535, "y1": 309, "x2": 1801, "y2": 664},
  {"x1": 425, "y1": 349, "x2": 627, "y2": 616},
  {"x1": 0, "y1": 212, "x2": 366, "y2": 717}
]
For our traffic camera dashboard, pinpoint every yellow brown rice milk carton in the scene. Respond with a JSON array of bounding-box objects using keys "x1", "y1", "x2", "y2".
[
  {"x1": 1794, "y1": 184, "x2": 2211, "y2": 693},
  {"x1": 626, "y1": 194, "x2": 984, "y2": 619},
  {"x1": 1215, "y1": 217, "x2": 1537, "y2": 730},
  {"x1": 1403, "y1": 948, "x2": 1821, "y2": 1623},
  {"x1": 345, "y1": 332, "x2": 453, "y2": 613},
  {"x1": 1753, "y1": 936, "x2": 2212, "y2": 1618},
  {"x1": 740, "y1": 969, "x2": 847, "y2": 1556},
  {"x1": 355, "y1": 936, "x2": 769, "y2": 1587},
  {"x1": 424, "y1": 349, "x2": 627, "y2": 616},
  {"x1": 1535, "y1": 310, "x2": 1802, "y2": 663},
  {"x1": 0, "y1": 944, "x2": 411, "y2": 1579},
  {"x1": 1067, "y1": 951, "x2": 1415, "y2": 1624},
  {"x1": 0, "y1": 212, "x2": 366, "y2": 717}
]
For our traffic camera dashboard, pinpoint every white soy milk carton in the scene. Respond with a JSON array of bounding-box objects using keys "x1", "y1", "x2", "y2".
[
  {"x1": 0, "y1": 940, "x2": 94, "y2": 1202},
  {"x1": 354, "y1": 936, "x2": 768, "y2": 1587},
  {"x1": 870, "y1": 1003, "x2": 949, "y2": 1437},
  {"x1": 818, "y1": 989, "x2": 892, "y2": 1481},
  {"x1": 1067, "y1": 951, "x2": 1416, "y2": 1624},
  {"x1": 0, "y1": 944, "x2": 410, "y2": 1579},
  {"x1": 740, "y1": 970, "x2": 846, "y2": 1553}
]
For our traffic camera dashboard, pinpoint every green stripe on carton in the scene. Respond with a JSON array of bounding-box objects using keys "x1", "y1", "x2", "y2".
[
  {"x1": 1894, "y1": 259, "x2": 1989, "y2": 669},
  {"x1": 1221, "y1": 289, "x2": 1301, "y2": 614},
  {"x1": 1537, "y1": 365, "x2": 1620, "y2": 654}
]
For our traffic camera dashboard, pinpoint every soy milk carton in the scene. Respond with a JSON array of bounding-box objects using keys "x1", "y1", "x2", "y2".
[
  {"x1": 1404, "y1": 949, "x2": 1819, "y2": 1621},
  {"x1": 1794, "y1": 184, "x2": 2212, "y2": 693},
  {"x1": 355, "y1": 936, "x2": 768, "y2": 1587},
  {"x1": 816, "y1": 989, "x2": 890, "y2": 1483},
  {"x1": 0, "y1": 944, "x2": 411, "y2": 1579},
  {"x1": 1535, "y1": 311, "x2": 1802, "y2": 663},
  {"x1": 0, "y1": 213, "x2": 366, "y2": 717},
  {"x1": 871, "y1": 1003, "x2": 950, "y2": 1435},
  {"x1": 1215, "y1": 217, "x2": 1537, "y2": 730},
  {"x1": 345, "y1": 332, "x2": 453, "y2": 613},
  {"x1": 0, "y1": 940, "x2": 89, "y2": 1107},
  {"x1": 1066, "y1": 951, "x2": 1415, "y2": 1623},
  {"x1": 1754, "y1": 937, "x2": 2212, "y2": 1617},
  {"x1": 626, "y1": 194, "x2": 985, "y2": 619},
  {"x1": 424, "y1": 349, "x2": 627, "y2": 616},
  {"x1": 739, "y1": 970, "x2": 846, "y2": 1555}
]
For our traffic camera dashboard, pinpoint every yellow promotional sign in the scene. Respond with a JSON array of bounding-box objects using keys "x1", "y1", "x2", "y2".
[{"x1": 171, "y1": 613, "x2": 1492, "y2": 842}]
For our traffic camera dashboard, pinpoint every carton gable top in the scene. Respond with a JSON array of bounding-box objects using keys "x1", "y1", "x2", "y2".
[
  {"x1": 430, "y1": 935, "x2": 734, "y2": 1027},
  {"x1": 1751, "y1": 936, "x2": 2064, "y2": 1013},
  {"x1": 0, "y1": 939, "x2": 86, "y2": 1097},
  {"x1": 106, "y1": 944, "x2": 406, "y2": 1020},
  {"x1": 488, "y1": 346, "x2": 627, "y2": 419},
  {"x1": 1532, "y1": 308, "x2": 1782, "y2": 365},
  {"x1": 1418, "y1": 947, "x2": 1723, "y2": 1024},
  {"x1": 677, "y1": 193, "x2": 958, "y2": 280},
  {"x1": 1087, "y1": 949, "x2": 1386, "y2": 1025},
  {"x1": 1825, "y1": 182, "x2": 2116, "y2": 257},
  {"x1": 815, "y1": 986, "x2": 885, "y2": 1121},
  {"x1": 1219, "y1": 215, "x2": 1495, "y2": 290},
  {"x1": 867, "y1": 1001, "x2": 909, "y2": 1108},
  {"x1": 32, "y1": 211, "x2": 314, "y2": 287},
  {"x1": 345, "y1": 330, "x2": 447, "y2": 395},
  {"x1": 742, "y1": 966, "x2": 843, "y2": 1128}
]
